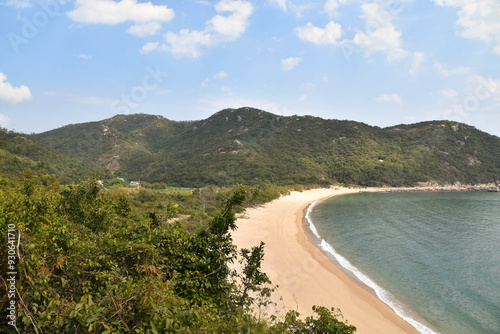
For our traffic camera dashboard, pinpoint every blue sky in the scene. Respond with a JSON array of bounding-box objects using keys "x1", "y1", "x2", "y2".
[{"x1": 1, "y1": 0, "x2": 499, "y2": 136}]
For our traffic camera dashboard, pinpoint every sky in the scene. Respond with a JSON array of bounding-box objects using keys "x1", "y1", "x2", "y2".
[{"x1": 0, "y1": 0, "x2": 499, "y2": 136}]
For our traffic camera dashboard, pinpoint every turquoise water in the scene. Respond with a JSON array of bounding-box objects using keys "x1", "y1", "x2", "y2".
[{"x1": 308, "y1": 191, "x2": 500, "y2": 334}]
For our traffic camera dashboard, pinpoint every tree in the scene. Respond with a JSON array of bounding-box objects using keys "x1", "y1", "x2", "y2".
[
  {"x1": 236, "y1": 241, "x2": 271, "y2": 309},
  {"x1": 269, "y1": 306, "x2": 357, "y2": 334},
  {"x1": 0, "y1": 173, "x2": 357, "y2": 333}
]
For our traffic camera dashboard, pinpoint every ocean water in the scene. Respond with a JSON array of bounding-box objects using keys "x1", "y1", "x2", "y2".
[{"x1": 307, "y1": 191, "x2": 500, "y2": 334}]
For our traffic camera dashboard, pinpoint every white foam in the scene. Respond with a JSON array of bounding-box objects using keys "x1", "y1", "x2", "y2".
[
  {"x1": 306, "y1": 206, "x2": 439, "y2": 334},
  {"x1": 305, "y1": 200, "x2": 322, "y2": 239}
]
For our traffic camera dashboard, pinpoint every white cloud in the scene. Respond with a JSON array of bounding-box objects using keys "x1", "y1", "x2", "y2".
[
  {"x1": 324, "y1": 0, "x2": 347, "y2": 18},
  {"x1": 214, "y1": 71, "x2": 228, "y2": 79},
  {"x1": 299, "y1": 94, "x2": 308, "y2": 101},
  {"x1": 68, "y1": 0, "x2": 173, "y2": 40},
  {"x1": 433, "y1": 61, "x2": 471, "y2": 76},
  {"x1": 208, "y1": 0, "x2": 254, "y2": 40},
  {"x1": 439, "y1": 88, "x2": 459, "y2": 98},
  {"x1": 162, "y1": 0, "x2": 253, "y2": 58},
  {"x1": 464, "y1": 74, "x2": 499, "y2": 101},
  {"x1": 375, "y1": 93, "x2": 402, "y2": 104},
  {"x1": 127, "y1": 21, "x2": 162, "y2": 37},
  {"x1": 296, "y1": 21, "x2": 342, "y2": 45},
  {"x1": 409, "y1": 52, "x2": 425, "y2": 75},
  {"x1": 164, "y1": 29, "x2": 212, "y2": 58},
  {"x1": 299, "y1": 1, "x2": 421, "y2": 69},
  {"x1": 287, "y1": 3, "x2": 317, "y2": 18},
  {"x1": 303, "y1": 82, "x2": 316, "y2": 91},
  {"x1": 269, "y1": 0, "x2": 287, "y2": 11},
  {"x1": 0, "y1": 114, "x2": 10, "y2": 128},
  {"x1": 68, "y1": 0, "x2": 174, "y2": 25},
  {"x1": 201, "y1": 71, "x2": 228, "y2": 86},
  {"x1": 140, "y1": 42, "x2": 160, "y2": 54},
  {"x1": 1, "y1": 0, "x2": 30, "y2": 8},
  {"x1": 201, "y1": 78, "x2": 211, "y2": 87},
  {"x1": 79, "y1": 54, "x2": 92, "y2": 60},
  {"x1": 432, "y1": 0, "x2": 500, "y2": 56},
  {"x1": 352, "y1": 2, "x2": 408, "y2": 62},
  {"x1": 437, "y1": 74, "x2": 500, "y2": 122},
  {"x1": 281, "y1": 57, "x2": 302, "y2": 71},
  {"x1": 0, "y1": 73, "x2": 32, "y2": 104}
]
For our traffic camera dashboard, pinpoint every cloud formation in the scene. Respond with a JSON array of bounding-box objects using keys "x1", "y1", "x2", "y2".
[
  {"x1": 409, "y1": 52, "x2": 425, "y2": 75},
  {"x1": 68, "y1": 0, "x2": 174, "y2": 24},
  {"x1": 375, "y1": 93, "x2": 402, "y2": 104},
  {"x1": 0, "y1": 72, "x2": 32, "y2": 104},
  {"x1": 1, "y1": 0, "x2": 30, "y2": 8},
  {"x1": 201, "y1": 71, "x2": 228, "y2": 87},
  {"x1": 281, "y1": 57, "x2": 302, "y2": 71},
  {"x1": 352, "y1": 2, "x2": 408, "y2": 62},
  {"x1": 162, "y1": 0, "x2": 254, "y2": 58},
  {"x1": 269, "y1": 0, "x2": 287, "y2": 11},
  {"x1": 296, "y1": 1, "x2": 423, "y2": 69},
  {"x1": 208, "y1": 0, "x2": 254, "y2": 40},
  {"x1": 127, "y1": 22, "x2": 162, "y2": 37},
  {"x1": 324, "y1": 0, "x2": 347, "y2": 18},
  {"x1": 433, "y1": 61, "x2": 471, "y2": 76},
  {"x1": 296, "y1": 21, "x2": 342, "y2": 45},
  {"x1": 164, "y1": 29, "x2": 213, "y2": 58},
  {"x1": 79, "y1": 54, "x2": 92, "y2": 60},
  {"x1": 432, "y1": 0, "x2": 500, "y2": 55},
  {"x1": 438, "y1": 74, "x2": 500, "y2": 122},
  {"x1": 140, "y1": 42, "x2": 160, "y2": 54},
  {"x1": 68, "y1": 0, "x2": 174, "y2": 37}
]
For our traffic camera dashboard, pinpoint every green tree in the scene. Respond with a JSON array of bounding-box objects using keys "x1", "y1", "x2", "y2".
[
  {"x1": 1, "y1": 172, "x2": 356, "y2": 333},
  {"x1": 236, "y1": 241, "x2": 271, "y2": 309},
  {"x1": 269, "y1": 306, "x2": 356, "y2": 334}
]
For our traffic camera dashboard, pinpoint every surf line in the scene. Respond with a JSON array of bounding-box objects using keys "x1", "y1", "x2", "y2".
[{"x1": 304, "y1": 196, "x2": 439, "y2": 334}]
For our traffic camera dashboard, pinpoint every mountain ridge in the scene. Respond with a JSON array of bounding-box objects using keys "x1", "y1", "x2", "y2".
[{"x1": 30, "y1": 107, "x2": 500, "y2": 187}]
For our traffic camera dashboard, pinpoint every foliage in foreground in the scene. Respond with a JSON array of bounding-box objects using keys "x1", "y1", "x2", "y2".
[
  {"x1": 269, "y1": 306, "x2": 356, "y2": 334},
  {"x1": 0, "y1": 171, "x2": 356, "y2": 333}
]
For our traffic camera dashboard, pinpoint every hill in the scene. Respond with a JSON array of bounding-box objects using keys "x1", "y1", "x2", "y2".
[
  {"x1": 0, "y1": 127, "x2": 105, "y2": 183},
  {"x1": 33, "y1": 108, "x2": 500, "y2": 187}
]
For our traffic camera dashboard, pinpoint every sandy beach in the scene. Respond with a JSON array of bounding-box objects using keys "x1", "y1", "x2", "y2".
[{"x1": 232, "y1": 187, "x2": 420, "y2": 334}]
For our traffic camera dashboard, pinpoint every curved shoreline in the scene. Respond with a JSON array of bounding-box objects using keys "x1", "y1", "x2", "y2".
[
  {"x1": 232, "y1": 187, "x2": 420, "y2": 334},
  {"x1": 303, "y1": 197, "x2": 438, "y2": 334}
]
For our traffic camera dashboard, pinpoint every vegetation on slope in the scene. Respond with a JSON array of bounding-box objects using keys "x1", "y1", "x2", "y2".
[
  {"x1": 0, "y1": 127, "x2": 104, "y2": 183},
  {"x1": 33, "y1": 108, "x2": 500, "y2": 187},
  {"x1": 0, "y1": 171, "x2": 356, "y2": 333}
]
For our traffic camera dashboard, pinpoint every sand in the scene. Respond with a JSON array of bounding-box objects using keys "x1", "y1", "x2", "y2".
[{"x1": 232, "y1": 187, "x2": 420, "y2": 334}]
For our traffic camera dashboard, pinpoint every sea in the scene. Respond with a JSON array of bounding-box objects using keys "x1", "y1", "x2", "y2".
[{"x1": 306, "y1": 191, "x2": 500, "y2": 334}]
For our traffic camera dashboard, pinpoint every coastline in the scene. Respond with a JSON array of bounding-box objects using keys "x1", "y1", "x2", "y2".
[{"x1": 232, "y1": 187, "x2": 420, "y2": 334}]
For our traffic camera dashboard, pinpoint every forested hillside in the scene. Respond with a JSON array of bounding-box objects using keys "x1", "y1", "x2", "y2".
[
  {"x1": 0, "y1": 128, "x2": 104, "y2": 183},
  {"x1": 33, "y1": 108, "x2": 500, "y2": 187}
]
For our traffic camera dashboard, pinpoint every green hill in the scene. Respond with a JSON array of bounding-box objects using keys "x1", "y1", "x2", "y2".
[
  {"x1": 33, "y1": 108, "x2": 500, "y2": 187},
  {"x1": 0, "y1": 127, "x2": 105, "y2": 183}
]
